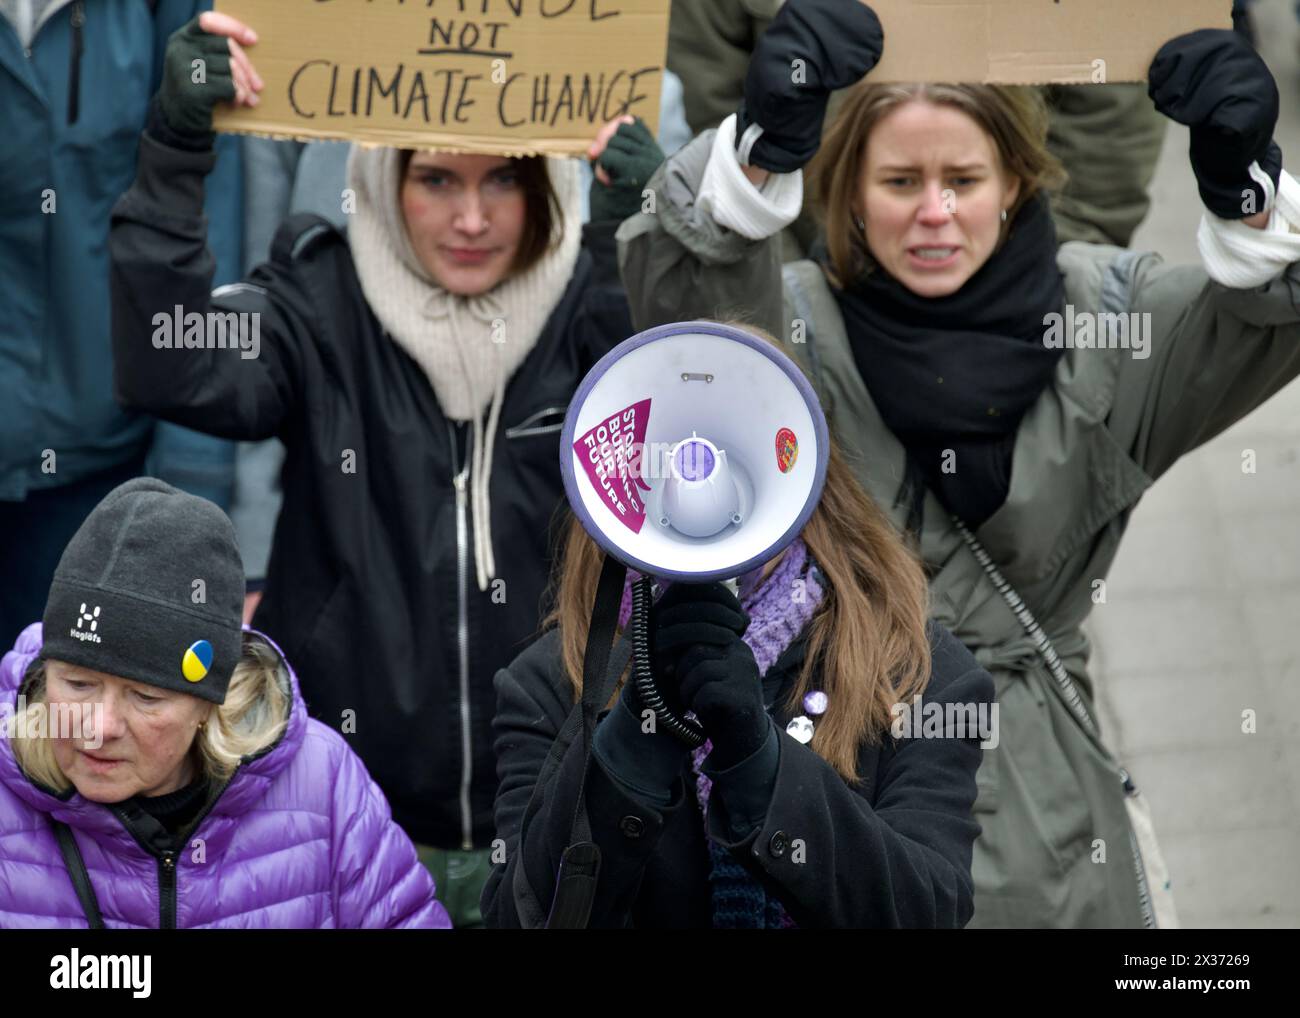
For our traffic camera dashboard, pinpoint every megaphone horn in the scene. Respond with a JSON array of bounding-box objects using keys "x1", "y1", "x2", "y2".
[
  {"x1": 560, "y1": 321, "x2": 830, "y2": 584},
  {"x1": 561, "y1": 321, "x2": 830, "y2": 747}
]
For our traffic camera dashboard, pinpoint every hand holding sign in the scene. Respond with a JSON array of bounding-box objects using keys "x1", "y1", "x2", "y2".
[
  {"x1": 199, "y1": 12, "x2": 265, "y2": 109},
  {"x1": 588, "y1": 116, "x2": 665, "y2": 223},
  {"x1": 1148, "y1": 29, "x2": 1281, "y2": 222},
  {"x1": 735, "y1": 0, "x2": 884, "y2": 173},
  {"x1": 160, "y1": 14, "x2": 264, "y2": 137},
  {"x1": 588, "y1": 114, "x2": 633, "y2": 187}
]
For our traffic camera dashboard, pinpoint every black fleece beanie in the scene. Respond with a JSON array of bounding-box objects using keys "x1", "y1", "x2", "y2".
[{"x1": 41, "y1": 479, "x2": 244, "y2": 705}]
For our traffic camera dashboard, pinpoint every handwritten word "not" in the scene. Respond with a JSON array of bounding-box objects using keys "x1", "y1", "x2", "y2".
[{"x1": 317, "y1": 0, "x2": 622, "y2": 19}]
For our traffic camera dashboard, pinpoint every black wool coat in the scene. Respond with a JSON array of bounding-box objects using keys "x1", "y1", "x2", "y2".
[{"x1": 483, "y1": 621, "x2": 995, "y2": 928}]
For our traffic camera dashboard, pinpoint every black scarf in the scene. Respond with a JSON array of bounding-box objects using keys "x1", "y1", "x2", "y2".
[{"x1": 824, "y1": 193, "x2": 1066, "y2": 529}]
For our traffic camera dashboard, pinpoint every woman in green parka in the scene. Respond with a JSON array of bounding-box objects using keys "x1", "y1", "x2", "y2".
[{"x1": 616, "y1": 0, "x2": 1300, "y2": 928}]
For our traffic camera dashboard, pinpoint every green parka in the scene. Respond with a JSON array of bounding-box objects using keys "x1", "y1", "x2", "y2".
[{"x1": 616, "y1": 129, "x2": 1300, "y2": 927}]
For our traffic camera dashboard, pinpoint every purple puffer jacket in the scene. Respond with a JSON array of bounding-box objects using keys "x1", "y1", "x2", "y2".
[{"x1": 0, "y1": 623, "x2": 451, "y2": 929}]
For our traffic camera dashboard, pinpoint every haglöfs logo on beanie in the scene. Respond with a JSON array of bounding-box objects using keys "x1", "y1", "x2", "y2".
[
  {"x1": 71, "y1": 603, "x2": 102, "y2": 644},
  {"x1": 182, "y1": 640, "x2": 214, "y2": 683}
]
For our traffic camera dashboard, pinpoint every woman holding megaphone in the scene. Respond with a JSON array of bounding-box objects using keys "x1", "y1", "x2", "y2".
[
  {"x1": 617, "y1": 0, "x2": 1300, "y2": 928},
  {"x1": 108, "y1": 12, "x2": 665, "y2": 924},
  {"x1": 483, "y1": 373, "x2": 995, "y2": 928}
]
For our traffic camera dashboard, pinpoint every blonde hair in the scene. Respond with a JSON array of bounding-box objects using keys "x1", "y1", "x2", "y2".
[
  {"x1": 544, "y1": 327, "x2": 933, "y2": 783},
  {"x1": 9, "y1": 633, "x2": 290, "y2": 795},
  {"x1": 810, "y1": 82, "x2": 1067, "y2": 288}
]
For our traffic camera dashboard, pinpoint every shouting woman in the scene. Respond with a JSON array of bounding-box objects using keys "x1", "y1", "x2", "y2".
[{"x1": 618, "y1": 0, "x2": 1300, "y2": 927}]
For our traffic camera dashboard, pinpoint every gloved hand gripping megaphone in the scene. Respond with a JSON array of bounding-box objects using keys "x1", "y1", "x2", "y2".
[{"x1": 560, "y1": 321, "x2": 830, "y2": 747}]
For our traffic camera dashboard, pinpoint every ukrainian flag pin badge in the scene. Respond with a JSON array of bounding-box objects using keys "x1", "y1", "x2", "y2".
[{"x1": 182, "y1": 640, "x2": 214, "y2": 683}]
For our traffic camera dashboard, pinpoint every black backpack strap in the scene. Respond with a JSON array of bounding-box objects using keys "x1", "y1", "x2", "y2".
[
  {"x1": 271, "y1": 213, "x2": 338, "y2": 266},
  {"x1": 510, "y1": 554, "x2": 626, "y2": 928},
  {"x1": 52, "y1": 821, "x2": 105, "y2": 929},
  {"x1": 511, "y1": 629, "x2": 632, "y2": 928}
]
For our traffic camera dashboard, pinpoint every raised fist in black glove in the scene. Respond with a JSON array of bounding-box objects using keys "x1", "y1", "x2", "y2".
[
  {"x1": 651, "y1": 582, "x2": 768, "y2": 770},
  {"x1": 159, "y1": 13, "x2": 263, "y2": 138},
  {"x1": 1148, "y1": 28, "x2": 1281, "y2": 220},
  {"x1": 736, "y1": 0, "x2": 884, "y2": 173}
]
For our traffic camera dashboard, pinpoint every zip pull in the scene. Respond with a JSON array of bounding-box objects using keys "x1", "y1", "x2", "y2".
[
  {"x1": 453, "y1": 468, "x2": 469, "y2": 502},
  {"x1": 158, "y1": 850, "x2": 178, "y2": 929}
]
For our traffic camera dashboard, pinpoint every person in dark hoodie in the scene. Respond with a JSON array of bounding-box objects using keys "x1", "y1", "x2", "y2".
[
  {"x1": 108, "y1": 11, "x2": 662, "y2": 925},
  {"x1": 484, "y1": 344, "x2": 995, "y2": 928}
]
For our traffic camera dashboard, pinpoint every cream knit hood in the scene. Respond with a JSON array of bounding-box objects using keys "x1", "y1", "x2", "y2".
[{"x1": 346, "y1": 146, "x2": 583, "y2": 592}]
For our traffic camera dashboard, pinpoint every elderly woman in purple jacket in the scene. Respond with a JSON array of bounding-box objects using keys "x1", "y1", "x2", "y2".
[{"x1": 0, "y1": 478, "x2": 449, "y2": 929}]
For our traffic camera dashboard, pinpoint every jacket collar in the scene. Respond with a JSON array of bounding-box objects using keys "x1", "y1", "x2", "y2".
[
  {"x1": 0, "y1": 8, "x2": 43, "y2": 108},
  {"x1": 0, "y1": 623, "x2": 308, "y2": 834},
  {"x1": 0, "y1": 0, "x2": 83, "y2": 106}
]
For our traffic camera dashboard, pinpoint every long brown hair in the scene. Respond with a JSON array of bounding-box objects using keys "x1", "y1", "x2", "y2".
[
  {"x1": 810, "y1": 82, "x2": 1066, "y2": 288},
  {"x1": 544, "y1": 336, "x2": 933, "y2": 783}
]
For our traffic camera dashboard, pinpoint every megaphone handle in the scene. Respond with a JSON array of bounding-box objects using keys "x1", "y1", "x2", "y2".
[{"x1": 631, "y1": 575, "x2": 707, "y2": 749}]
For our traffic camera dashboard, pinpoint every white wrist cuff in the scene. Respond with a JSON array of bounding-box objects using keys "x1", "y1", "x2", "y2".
[
  {"x1": 697, "y1": 114, "x2": 804, "y2": 241},
  {"x1": 1197, "y1": 164, "x2": 1300, "y2": 288}
]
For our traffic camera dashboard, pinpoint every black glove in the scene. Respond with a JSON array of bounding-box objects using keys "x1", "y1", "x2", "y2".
[
  {"x1": 589, "y1": 117, "x2": 666, "y2": 223},
  {"x1": 1148, "y1": 29, "x2": 1282, "y2": 220},
  {"x1": 736, "y1": 0, "x2": 884, "y2": 173},
  {"x1": 159, "y1": 17, "x2": 237, "y2": 138},
  {"x1": 651, "y1": 583, "x2": 768, "y2": 770}
]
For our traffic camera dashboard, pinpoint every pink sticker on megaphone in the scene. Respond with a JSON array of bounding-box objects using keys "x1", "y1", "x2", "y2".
[
  {"x1": 776, "y1": 427, "x2": 799, "y2": 474},
  {"x1": 574, "y1": 398, "x2": 652, "y2": 534}
]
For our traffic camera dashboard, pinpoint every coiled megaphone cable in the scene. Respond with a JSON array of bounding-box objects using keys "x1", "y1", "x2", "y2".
[{"x1": 630, "y1": 575, "x2": 707, "y2": 748}]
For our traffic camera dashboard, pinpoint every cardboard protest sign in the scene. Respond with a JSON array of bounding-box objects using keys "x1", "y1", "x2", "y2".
[
  {"x1": 212, "y1": 0, "x2": 668, "y2": 155},
  {"x1": 869, "y1": 0, "x2": 1232, "y2": 84}
]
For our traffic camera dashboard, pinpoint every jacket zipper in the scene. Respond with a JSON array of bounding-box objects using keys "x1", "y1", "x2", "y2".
[
  {"x1": 109, "y1": 773, "x2": 237, "y2": 928},
  {"x1": 158, "y1": 852, "x2": 177, "y2": 929},
  {"x1": 449, "y1": 422, "x2": 474, "y2": 851},
  {"x1": 66, "y1": 1, "x2": 84, "y2": 125}
]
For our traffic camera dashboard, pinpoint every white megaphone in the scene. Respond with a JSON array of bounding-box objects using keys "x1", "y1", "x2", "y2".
[
  {"x1": 560, "y1": 321, "x2": 829, "y2": 585},
  {"x1": 547, "y1": 321, "x2": 832, "y2": 926}
]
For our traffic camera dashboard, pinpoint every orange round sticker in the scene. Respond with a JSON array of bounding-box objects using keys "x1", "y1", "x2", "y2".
[{"x1": 776, "y1": 428, "x2": 799, "y2": 473}]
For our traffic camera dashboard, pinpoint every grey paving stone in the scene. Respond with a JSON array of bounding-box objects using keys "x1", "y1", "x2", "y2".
[{"x1": 1086, "y1": 0, "x2": 1300, "y2": 928}]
